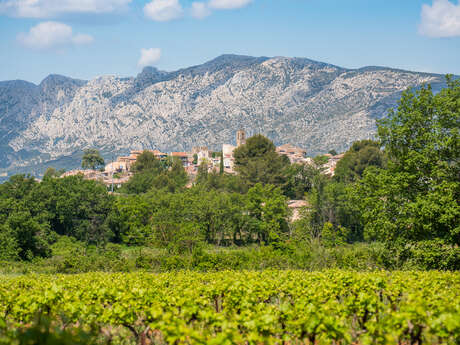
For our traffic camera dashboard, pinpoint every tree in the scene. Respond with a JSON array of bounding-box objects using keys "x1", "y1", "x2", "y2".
[
  {"x1": 0, "y1": 175, "x2": 52, "y2": 260},
  {"x1": 306, "y1": 169, "x2": 330, "y2": 234},
  {"x1": 283, "y1": 163, "x2": 318, "y2": 199},
  {"x1": 233, "y1": 134, "x2": 289, "y2": 188},
  {"x1": 121, "y1": 151, "x2": 187, "y2": 194},
  {"x1": 169, "y1": 157, "x2": 188, "y2": 188},
  {"x1": 321, "y1": 222, "x2": 348, "y2": 247},
  {"x1": 196, "y1": 160, "x2": 209, "y2": 185},
  {"x1": 122, "y1": 172, "x2": 158, "y2": 194},
  {"x1": 220, "y1": 151, "x2": 224, "y2": 174},
  {"x1": 334, "y1": 140, "x2": 386, "y2": 183},
  {"x1": 0, "y1": 225, "x2": 18, "y2": 260},
  {"x1": 81, "y1": 149, "x2": 105, "y2": 170},
  {"x1": 356, "y1": 78, "x2": 460, "y2": 245},
  {"x1": 246, "y1": 183, "x2": 289, "y2": 244},
  {"x1": 43, "y1": 167, "x2": 65, "y2": 179},
  {"x1": 28, "y1": 175, "x2": 114, "y2": 245},
  {"x1": 313, "y1": 155, "x2": 329, "y2": 167},
  {"x1": 107, "y1": 194, "x2": 153, "y2": 245},
  {"x1": 132, "y1": 151, "x2": 162, "y2": 174},
  {"x1": 2, "y1": 211, "x2": 51, "y2": 260}
]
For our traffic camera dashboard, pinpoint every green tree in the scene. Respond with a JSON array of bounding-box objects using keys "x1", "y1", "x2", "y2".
[
  {"x1": 132, "y1": 151, "x2": 163, "y2": 174},
  {"x1": 81, "y1": 149, "x2": 105, "y2": 170},
  {"x1": 121, "y1": 151, "x2": 187, "y2": 194},
  {"x1": 246, "y1": 183, "x2": 289, "y2": 244},
  {"x1": 107, "y1": 194, "x2": 153, "y2": 245},
  {"x1": 196, "y1": 160, "x2": 209, "y2": 185},
  {"x1": 306, "y1": 169, "x2": 330, "y2": 234},
  {"x1": 321, "y1": 222, "x2": 349, "y2": 247},
  {"x1": 169, "y1": 157, "x2": 188, "y2": 188},
  {"x1": 0, "y1": 224, "x2": 18, "y2": 260},
  {"x1": 0, "y1": 174, "x2": 37, "y2": 200},
  {"x1": 2, "y1": 210, "x2": 51, "y2": 260},
  {"x1": 0, "y1": 175, "x2": 53, "y2": 260},
  {"x1": 233, "y1": 134, "x2": 289, "y2": 188},
  {"x1": 122, "y1": 172, "x2": 158, "y2": 194},
  {"x1": 356, "y1": 78, "x2": 460, "y2": 245},
  {"x1": 28, "y1": 175, "x2": 114, "y2": 245},
  {"x1": 283, "y1": 163, "x2": 318, "y2": 199},
  {"x1": 313, "y1": 155, "x2": 329, "y2": 167},
  {"x1": 43, "y1": 167, "x2": 65, "y2": 179},
  {"x1": 334, "y1": 140, "x2": 386, "y2": 183}
]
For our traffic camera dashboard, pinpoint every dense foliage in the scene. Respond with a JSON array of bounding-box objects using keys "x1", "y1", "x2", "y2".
[
  {"x1": 121, "y1": 151, "x2": 188, "y2": 194},
  {"x1": 81, "y1": 148, "x2": 105, "y2": 170},
  {"x1": 233, "y1": 134, "x2": 289, "y2": 188},
  {"x1": 0, "y1": 175, "x2": 113, "y2": 260},
  {"x1": 355, "y1": 78, "x2": 459, "y2": 246},
  {"x1": 1, "y1": 271, "x2": 459, "y2": 344}
]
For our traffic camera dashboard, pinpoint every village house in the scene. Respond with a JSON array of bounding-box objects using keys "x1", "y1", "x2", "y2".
[
  {"x1": 113, "y1": 149, "x2": 168, "y2": 172},
  {"x1": 276, "y1": 144, "x2": 307, "y2": 163},
  {"x1": 222, "y1": 144, "x2": 236, "y2": 173},
  {"x1": 171, "y1": 152, "x2": 191, "y2": 167},
  {"x1": 98, "y1": 129, "x2": 349, "y2": 186},
  {"x1": 193, "y1": 147, "x2": 211, "y2": 165}
]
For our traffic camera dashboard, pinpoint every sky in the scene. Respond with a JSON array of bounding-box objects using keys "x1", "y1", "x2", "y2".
[{"x1": 0, "y1": 0, "x2": 459, "y2": 84}]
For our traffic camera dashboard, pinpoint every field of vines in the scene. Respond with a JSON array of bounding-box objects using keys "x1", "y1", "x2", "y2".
[{"x1": 1, "y1": 270, "x2": 459, "y2": 344}]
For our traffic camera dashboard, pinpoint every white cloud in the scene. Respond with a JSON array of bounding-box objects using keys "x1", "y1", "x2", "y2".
[
  {"x1": 419, "y1": 0, "x2": 460, "y2": 37},
  {"x1": 17, "y1": 21, "x2": 94, "y2": 49},
  {"x1": 189, "y1": 0, "x2": 252, "y2": 20},
  {"x1": 208, "y1": 0, "x2": 252, "y2": 10},
  {"x1": 191, "y1": 2, "x2": 211, "y2": 19},
  {"x1": 72, "y1": 33, "x2": 94, "y2": 45},
  {"x1": 0, "y1": 0, "x2": 132, "y2": 18},
  {"x1": 143, "y1": 0, "x2": 183, "y2": 22},
  {"x1": 138, "y1": 48, "x2": 162, "y2": 67}
]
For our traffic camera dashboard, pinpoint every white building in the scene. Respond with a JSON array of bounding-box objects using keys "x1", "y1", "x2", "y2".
[{"x1": 104, "y1": 161, "x2": 128, "y2": 173}]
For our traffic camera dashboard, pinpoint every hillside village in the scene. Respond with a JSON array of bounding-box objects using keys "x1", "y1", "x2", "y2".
[
  {"x1": 64, "y1": 130, "x2": 345, "y2": 186},
  {"x1": 62, "y1": 130, "x2": 344, "y2": 192}
]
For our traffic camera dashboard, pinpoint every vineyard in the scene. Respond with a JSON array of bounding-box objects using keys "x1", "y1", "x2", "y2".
[{"x1": 1, "y1": 270, "x2": 459, "y2": 344}]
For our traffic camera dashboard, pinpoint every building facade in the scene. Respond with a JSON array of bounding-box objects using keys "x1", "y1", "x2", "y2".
[{"x1": 236, "y1": 129, "x2": 246, "y2": 147}]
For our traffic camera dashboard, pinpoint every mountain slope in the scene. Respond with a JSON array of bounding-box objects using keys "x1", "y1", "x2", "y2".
[{"x1": 0, "y1": 54, "x2": 447, "y2": 176}]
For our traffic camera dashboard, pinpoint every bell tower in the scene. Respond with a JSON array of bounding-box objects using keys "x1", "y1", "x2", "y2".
[{"x1": 236, "y1": 129, "x2": 246, "y2": 147}]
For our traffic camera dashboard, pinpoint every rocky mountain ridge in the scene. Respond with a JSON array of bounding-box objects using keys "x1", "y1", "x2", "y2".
[{"x1": 0, "y1": 54, "x2": 448, "y2": 176}]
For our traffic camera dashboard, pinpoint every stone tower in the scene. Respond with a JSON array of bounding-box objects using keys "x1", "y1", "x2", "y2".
[{"x1": 236, "y1": 129, "x2": 246, "y2": 147}]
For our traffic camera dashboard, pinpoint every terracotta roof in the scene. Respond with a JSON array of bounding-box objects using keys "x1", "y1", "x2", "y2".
[
  {"x1": 171, "y1": 152, "x2": 189, "y2": 157},
  {"x1": 152, "y1": 150, "x2": 167, "y2": 156},
  {"x1": 276, "y1": 144, "x2": 306, "y2": 154},
  {"x1": 118, "y1": 156, "x2": 136, "y2": 161}
]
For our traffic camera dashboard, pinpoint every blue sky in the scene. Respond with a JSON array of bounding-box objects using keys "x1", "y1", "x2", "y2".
[{"x1": 0, "y1": 0, "x2": 459, "y2": 83}]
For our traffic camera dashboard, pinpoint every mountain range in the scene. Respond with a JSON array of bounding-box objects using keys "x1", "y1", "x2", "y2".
[{"x1": 0, "y1": 54, "x2": 449, "y2": 177}]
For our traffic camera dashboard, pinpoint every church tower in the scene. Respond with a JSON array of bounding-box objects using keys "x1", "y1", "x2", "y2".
[{"x1": 236, "y1": 129, "x2": 246, "y2": 147}]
